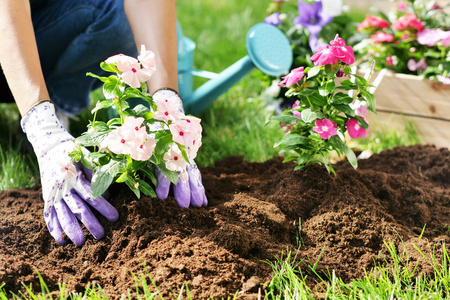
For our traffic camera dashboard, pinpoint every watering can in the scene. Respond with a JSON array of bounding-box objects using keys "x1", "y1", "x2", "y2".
[{"x1": 177, "y1": 22, "x2": 293, "y2": 115}]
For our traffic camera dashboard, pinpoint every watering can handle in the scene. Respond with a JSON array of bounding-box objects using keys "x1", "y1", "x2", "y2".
[{"x1": 179, "y1": 23, "x2": 293, "y2": 115}]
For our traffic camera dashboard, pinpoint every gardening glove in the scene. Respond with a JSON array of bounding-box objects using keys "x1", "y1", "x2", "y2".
[
  {"x1": 21, "y1": 101, "x2": 119, "y2": 247},
  {"x1": 152, "y1": 89, "x2": 208, "y2": 208}
]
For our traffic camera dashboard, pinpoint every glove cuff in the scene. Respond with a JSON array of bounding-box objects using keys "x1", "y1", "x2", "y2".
[{"x1": 20, "y1": 101, "x2": 74, "y2": 158}]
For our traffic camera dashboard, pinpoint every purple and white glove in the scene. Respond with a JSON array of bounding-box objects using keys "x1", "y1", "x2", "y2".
[
  {"x1": 152, "y1": 89, "x2": 208, "y2": 208},
  {"x1": 21, "y1": 102, "x2": 119, "y2": 247}
]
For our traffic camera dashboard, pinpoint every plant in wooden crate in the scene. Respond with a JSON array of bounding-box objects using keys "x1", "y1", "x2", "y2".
[
  {"x1": 354, "y1": 0, "x2": 449, "y2": 84},
  {"x1": 351, "y1": 0, "x2": 450, "y2": 149}
]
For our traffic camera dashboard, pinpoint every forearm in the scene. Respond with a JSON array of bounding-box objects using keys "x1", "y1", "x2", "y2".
[
  {"x1": 124, "y1": 0, "x2": 178, "y2": 94},
  {"x1": 0, "y1": 0, "x2": 50, "y2": 116}
]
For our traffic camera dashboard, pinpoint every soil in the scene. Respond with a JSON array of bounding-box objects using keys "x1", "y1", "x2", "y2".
[{"x1": 1, "y1": 144, "x2": 449, "y2": 299}]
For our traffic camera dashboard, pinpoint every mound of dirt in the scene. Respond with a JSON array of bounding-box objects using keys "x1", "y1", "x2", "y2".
[{"x1": 1, "y1": 145, "x2": 449, "y2": 299}]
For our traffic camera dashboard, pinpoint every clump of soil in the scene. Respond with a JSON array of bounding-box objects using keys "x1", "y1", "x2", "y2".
[{"x1": 1, "y1": 145, "x2": 449, "y2": 299}]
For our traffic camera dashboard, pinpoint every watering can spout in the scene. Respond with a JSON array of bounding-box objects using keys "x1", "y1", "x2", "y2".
[{"x1": 178, "y1": 23, "x2": 293, "y2": 115}]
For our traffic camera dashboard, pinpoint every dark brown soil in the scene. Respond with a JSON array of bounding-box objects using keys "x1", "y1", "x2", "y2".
[{"x1": 1, "y1": 144, "x2": 449, "y2": 299}]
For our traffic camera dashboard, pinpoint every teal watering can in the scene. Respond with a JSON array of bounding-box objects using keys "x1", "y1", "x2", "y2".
[{"x1": 177, "y1": 22, "x2": 293, "y2": 115}]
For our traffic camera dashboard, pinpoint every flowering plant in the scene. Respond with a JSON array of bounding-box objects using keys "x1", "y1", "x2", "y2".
[
  {"x1": 69, "y1": 45, "x2": 202, "y2": 199},
  {"x1": 272, "y1": 35, "x2": 378, "y2": 174},
  {"x1": 354, "y1": 0, "x2": 450, "y2": 84},
  {"x1": 264, "y1": 0, "x2": 356, "y2": 65}
]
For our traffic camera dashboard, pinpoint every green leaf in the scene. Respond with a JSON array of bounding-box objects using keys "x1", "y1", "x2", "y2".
[
  {"x1": 115, "y1": 172, "x2": 129, "y2": 183},
  {"x1": 156, "y1": 162, "x2": 179, "y2": 185},
  {"x1": 75, "y1": 130, "x2": 111, "y2": 147},
  {"x1": 354, "y1": 116, "x2": 369, "y2": 129},
  {"x1": 103, "y1": 75, "x2": 126, "y2": 99},
  {"x1": 307, "y1": 66, "x2": 322, "y2": 79},
  {"x1": 154, "y1": 134, "x2": 173, "y2": 163},
  {"x1": 129, "y1": 104, "x2": 150, "y2": 117},
  {"x1": 86, "y1": 72, "x2": 108, "y2": 82},
  {"x1": 361, "y1": 90, "x2": 376, "y2": 112},
  {"x1": 332, "y1": 92, "x2": 354, "y2": 104},
  {"x1": 308, "y1": 93, "x2": 327, "y2": 106},
  {"x1": 331, "y1": 103, "x2": 355, "y2": 116},
  {"x1": 301, "y1": 109, "x2": 325, "y2": 123},
  {"x1": 90, "y1": 121, "x2": 109, "y2": 131},
  {"x1": 125, "y1": 179, "x2": 141, "y2": 199},
  {"x1": 274, "y1": 134, "x2": 308, "y2": 148},
  {"x1": 339, "y1": 79, "x2": 354, "y2": 86},
  {"x1": 318, "y1": 80, "x2": 335, "y2": 97},
  {"x1": 177, "y1": 144, "x2": 190, "y2": 163},
  {"x1": 137, "y1": 179, "x2": 156, "y2": 197},
  {"x1": 80, "y1": 155, "x2": 95, "y2": 170},
  {"x1": 330, "y1": 136, "x2": 357, "y2": 169},
  {"x1": 100, "y1": 62, "x2": 119, "y2": 74},
  {"x1": 91, "y1": 100, "x2": 113, "y2": 114},
  {"x1": 270, "y1": 115, "x2": 299, "y2": 125},
  {"x1": 91, "y1": 158, "x2": 124, "y2": 198},
  {"x1": 141, "y1": 165, "x2": 158, "y2": 186}
]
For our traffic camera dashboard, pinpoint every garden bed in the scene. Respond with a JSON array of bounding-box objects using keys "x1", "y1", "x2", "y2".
[{"x1": 1, "y1": 144, "x2": 449, "y2": 299}]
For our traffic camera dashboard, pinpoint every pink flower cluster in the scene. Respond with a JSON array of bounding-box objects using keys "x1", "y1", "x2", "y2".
[
  {"x1": 391, "y1": 13, "x2": 424, "y2": 32},
  {"x1": 357, "y1": 15, "x2": 389, "y2": 32},
  {"x1": 278, "y1": 67, "x2": 305, "y2": 87},
  {"x1": 417, "y1": 29, "x2": 450, "y2": 47},
  {"x1": 153, "y1": 94, "x2": 203, "y2": 161},
  {"x1": 310, "y1": 36, "x2": 355, "y2": 66},
  {"x1": 102, "y1": 116, "x2": 156, "y2": 161},
  {"x1": 105, "y1": 45, "x2": 156, "y2": 88}
]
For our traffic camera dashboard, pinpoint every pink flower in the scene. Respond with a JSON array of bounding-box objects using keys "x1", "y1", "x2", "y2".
[
  {"x1": 164, "y1": 145, "x2": 187, "y2": 172},
  {"x1": 330, "y1": 36, "x2": 355, "y2": 65},
  {"x1": 392, "y1": 14, "x2": 424, "y2": 32},
  {"x1": 370, "y1": 32, "x2": 394, "y2": 43},
  {"x1": 279, "y1": 122, "x2": 292, "y2": 133},
  {"x1": 105, "y1": 54, "x2": 137, "y2": 66},
  {"x1": 313, "y1": 119, "x2": 338, "y2": 139},
  {"x1": 292, "y1": 100, "x2": 300, "y2": 110},
  {"x1": 121, "y1": 66, "x2": 153, "y2": 89},
  {"x1": 437, "y1": 75, "x2": 450, "y2": 85},
  {"x1": 59, "y1": 161, "x2": 77, "y2": 179},
  {"x1": 350, "y1": 100, "x2": 368, "y2": 117},
  {"x1": 386, "y1": 56, "x2": 394, "y2": 67},
  {"x1": 104, "y1": 116, "x2": 148, "y2": 156},
  {"x1": 169, "y1": 121, "x2": 195, "y2": 148},
  {"x1": 138, "y1": 45, "x2": 156, "y2": 72},
  {"x1": 104, "y1": 53, "x2": 153, "y2": 88},
  {"x1": 153, "y1": 96, "x2": 184, "y2": 122},
  {"x1": 441, "y1": 31, "x2": 450, "y2": 47},
  {"x1": 188, "y1": 134, "x2": 202, "y2": 160},
  {"x1": 418, "y1": 29, "x2": 450, "y2": 46},
  {"x1": 357, "y1": 15, "x2": 389, "y2": 32},
  {"x1": 397, "y1": 3, "x2": 406, "y2": 11},
  {"x1": 311, "y1": 45, "x2": 340, "y2": 66},
  {"x1": 346, "y1": 119, "x2": 367, "y2": 139},
  {"x1": 179, "y1": 116, "x2": 203, "y2": 134},
  {"x1": 407, "y1": 58, "x2": 427, "y2": 72},
  {"x1": 279, "y1": 67, "x2": 305, "y2": 87},
  {"x1": 130, "y1": 138, "x2": 156, "y2": 161}
]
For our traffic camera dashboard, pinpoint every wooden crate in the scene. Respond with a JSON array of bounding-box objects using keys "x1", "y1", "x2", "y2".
[{"x1": 365, "y1": 70, "x2": 450, "y2": 149}]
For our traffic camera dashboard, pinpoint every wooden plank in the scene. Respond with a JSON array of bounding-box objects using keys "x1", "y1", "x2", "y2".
[
  {"x1": 366, "y1": 111, "x2": 450, "y2": 149},
  {"x1": 372, "y1": 71, "x2": 450, "y2": 121}
]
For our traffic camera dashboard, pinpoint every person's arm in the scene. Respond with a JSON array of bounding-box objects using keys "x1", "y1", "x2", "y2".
[
  {"x1": 124, "y1": 0, "x2": 178, "y2": 94},
  {"x1": 0, "y1": 0, "x2": 50, "y2": 116}
]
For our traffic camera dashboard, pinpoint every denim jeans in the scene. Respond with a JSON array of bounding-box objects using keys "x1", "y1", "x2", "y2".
[{"x1": 31, "y1": 0, "x2": 138, "y2": 114}]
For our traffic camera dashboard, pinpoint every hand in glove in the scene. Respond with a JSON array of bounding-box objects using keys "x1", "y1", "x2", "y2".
[
  {"x1": 152, "y1": 89, "x2": 208, "y2": 208},
  {"x1": 21, "y1": 101, "x2": 118, "y2": 247}
]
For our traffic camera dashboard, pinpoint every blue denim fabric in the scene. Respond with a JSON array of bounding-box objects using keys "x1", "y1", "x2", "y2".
[{"x1": 32, "y1": 0, "x2": 138, "y2": 114}]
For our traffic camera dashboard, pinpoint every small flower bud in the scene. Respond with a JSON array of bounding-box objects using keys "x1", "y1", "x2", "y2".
[{"x1": 336, "y1": 69, "x2": 344, "y2": 77}]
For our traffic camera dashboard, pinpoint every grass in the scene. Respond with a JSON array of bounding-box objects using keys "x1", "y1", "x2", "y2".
[{"x1": 2, "y1": 238, "x2": 448, "y2": 299}]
